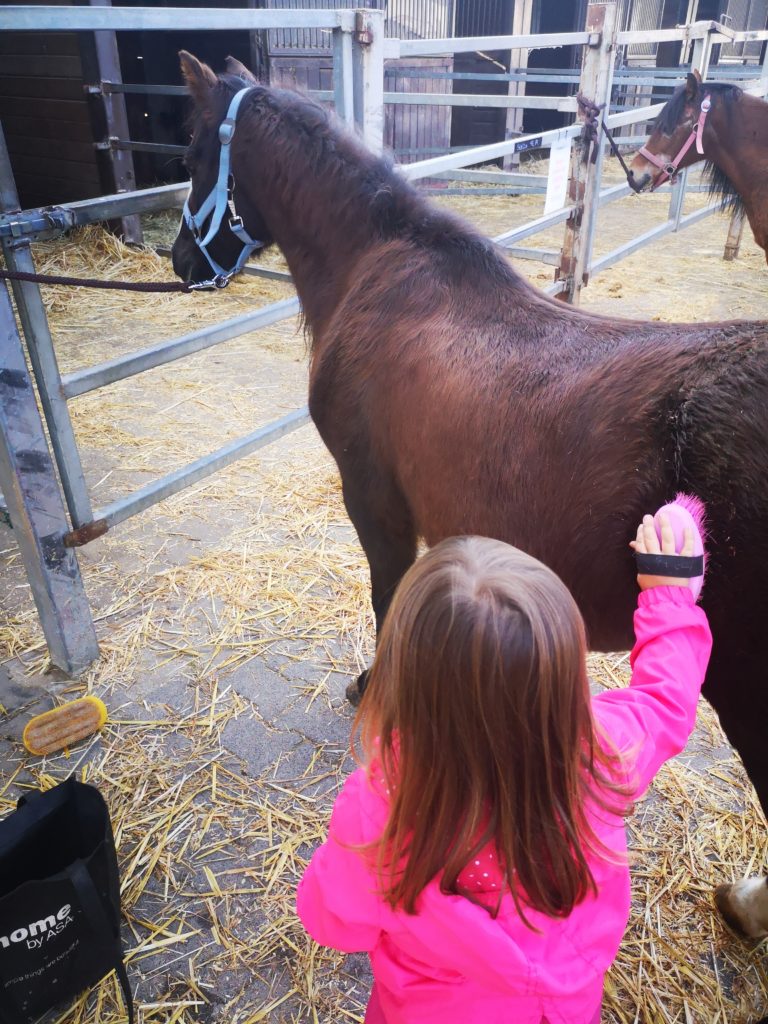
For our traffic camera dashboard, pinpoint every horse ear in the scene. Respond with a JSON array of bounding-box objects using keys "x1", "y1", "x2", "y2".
[
  {"x1": 685, "y1": 70, "x2": 701, "y2": 99},
  {"x1": 179, "y1": 50, "x2": 217, "y2": 108},
  {"x1": 225, "y1": 56, "x2": 258, "y2": 85}
]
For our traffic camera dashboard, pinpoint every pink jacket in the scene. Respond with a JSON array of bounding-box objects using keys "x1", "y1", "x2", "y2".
[{"x1": 297, "y1": 587, "x2": 712, "y2": 1024}]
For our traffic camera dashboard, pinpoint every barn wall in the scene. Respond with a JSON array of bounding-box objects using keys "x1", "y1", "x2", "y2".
[{"x1": 0, "y1": 0, "x2": 104, "y2": 208}]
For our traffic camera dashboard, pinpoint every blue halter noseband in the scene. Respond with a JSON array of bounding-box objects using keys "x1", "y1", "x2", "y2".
[{"x1": 182, "y1": 87, "x2": 262, "y2": 290}]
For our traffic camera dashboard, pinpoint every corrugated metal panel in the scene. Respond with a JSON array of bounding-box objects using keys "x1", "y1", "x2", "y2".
[
  {"x1": 620, "y1": 0, "x2": 665, "y2": 58},
  {"x1": 388, "y1": 0, "x2": 453, "y2": 39},
  {"x1": 266, "y1": 0, "x2": 454, "y2": 52},
  {"x1": 266, "y1": 0, "x2": 383, "y2": 55},
  {"x1": 720, "y1": 0, "x2": 768, "y2": 59}
]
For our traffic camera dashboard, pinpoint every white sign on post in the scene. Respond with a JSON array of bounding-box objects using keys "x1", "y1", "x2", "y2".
[{"x1": 543, "y1": 137, "x2": 572, "y2": 216}]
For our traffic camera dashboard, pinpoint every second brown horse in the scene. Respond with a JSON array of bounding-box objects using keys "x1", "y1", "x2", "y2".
[{"x1": 629, "y1": 70, "x2": 768, "y2": 262}]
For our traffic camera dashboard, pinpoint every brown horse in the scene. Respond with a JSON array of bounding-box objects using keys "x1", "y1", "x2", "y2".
[
  {"x1": 172, "y1": 54, "x2": 768, "y2": 821},
  {"x1": 628, "y1": 70, "x2": 768, "y2": 262}
]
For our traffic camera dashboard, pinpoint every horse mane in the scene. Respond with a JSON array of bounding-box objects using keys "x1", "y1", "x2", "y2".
[
  {"x1": 654, "y1": 81, "x2": 743, "y2": 135},
  {"x1": 703, "y1": 161, "x2": 745, "y2": 215},
  {"x1": 204, "y1": 73, "x2": 527, "y2": 294},
  {"x1": 655, "y1": 81, "x2": 745, "y2": 217}
]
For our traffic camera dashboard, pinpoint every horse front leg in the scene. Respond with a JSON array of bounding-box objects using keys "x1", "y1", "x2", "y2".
[{"x1": 340, "y1": 473, "x2": 417, "y2": 705}]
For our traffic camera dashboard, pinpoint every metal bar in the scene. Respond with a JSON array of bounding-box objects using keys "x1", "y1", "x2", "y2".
[
  {"x1": 389, "y1": 31, "x2": 593, "y2": 58},
  {"x1": 0, "y1": 283, "x2": 99, "y2": 675},
  {"x1": 401, "y1": 125, "x2": 582, "y2": 181},
  {"x1": 352, "y1": 9, "x2": 385, "y2": 151},
  {"x1": 0, "y1": 124, "x2": 93, "y2": 527},
  {"x1": 668, "y1": 166, "x2": 689, "y2": 228},
  {"x1": 97, "y1": 407, "x2": 311, "y2": 529},
  {"x1": 154, "y1": 246, "x2": 292, "y2": 282},
  {"x1": 115, "y1": 140, "x2": 186, "y2": 156},
  {"x1": 723, "y1": 206, "x2": 746, "y2": 261},
  {"x1": 61, "y1": 295, "x2": 301, "y2": 398},
  {"x1": 332, "y1": 26, "x2": 355, "y2": 126},
  {"x1": 107, "y1": 83, "x2": 188, "y2": 96},
  {"x1": 543, "y1": 280, "x2": 567, "y2": 297},
  {"x1": 493, "y1": 206, "x2": 576, "y2": 247},
  {"x1": 590, "y1": 201, "x2": 723, "y2": 275},
  {"x1": 382, "y1": 92, "x2": 579, "y2": 111},
  {"x1": 89, "y1": 0, "x2": 142, "y2": 243},
  {"x1": 578, "y1": 2, "x2": 618, "y2": 299},
  {"x1": 0, "y1": 183, "x2": 188, "y2": 242},
  {"x1": 0, "y1": 6, "x2": 357, "y2": 31},
  {"x1": 503, "y1": 246, "x2": 562, "y2": 265},
  {"x1": 616, "y1": 22, "x2": 722, "y2": 45},
  {"x1": 427, "y1": 186, "x2": 546, "y2": 196},
  {"x1": 604, "y1": 103, "x2": 666, "y2": 128},
  {"x1": 557, "y1": 0, "x2": 617, "y2": 304},
  {"x1": 432, "y1": 169, "x2": 548, "y2": 185}
]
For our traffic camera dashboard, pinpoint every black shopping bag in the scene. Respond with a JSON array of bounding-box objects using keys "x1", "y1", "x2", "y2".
[{"x1": 0, "y1": 778, "x2": 133, "y2": 1023}]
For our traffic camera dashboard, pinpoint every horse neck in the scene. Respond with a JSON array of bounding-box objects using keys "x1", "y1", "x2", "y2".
[
  {"x1": 238, "y1": 127, "x2": 399, "y2": 337},
  {"x1": 704, "y1": 93, "x2": 768, "y2": 210}
]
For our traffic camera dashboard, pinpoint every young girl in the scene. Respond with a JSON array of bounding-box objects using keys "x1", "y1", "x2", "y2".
[{"x1": 297, "y1": 504, "x2": 712, "y2": 1024}]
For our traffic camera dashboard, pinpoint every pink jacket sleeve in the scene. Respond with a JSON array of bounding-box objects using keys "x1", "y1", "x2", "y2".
[
  {"x1": 592, "y1": 586, "x2": 712, "y2": 798},
  {"x1": 296, "y1": 768, "x2": 385, "y2": 952}
]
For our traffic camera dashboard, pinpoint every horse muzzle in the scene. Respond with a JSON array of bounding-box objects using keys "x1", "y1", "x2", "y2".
[{"x1": 627, "y1": 169, "x2": 652, "y2": 193}]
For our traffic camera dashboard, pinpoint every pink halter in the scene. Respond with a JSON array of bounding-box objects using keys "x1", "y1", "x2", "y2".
[{"x1": 638, "y1": 94, "x2": 711, "y2": 190}]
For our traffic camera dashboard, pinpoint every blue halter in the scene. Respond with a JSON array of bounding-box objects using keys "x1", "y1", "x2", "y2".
[{"x1": 182, "y1": 87, "x2": 262, "y2": 289}]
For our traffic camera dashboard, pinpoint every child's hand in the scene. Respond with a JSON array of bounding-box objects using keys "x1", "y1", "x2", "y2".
[{"x1": 629, "y1": 512, "x2": 695, "y2": 591}]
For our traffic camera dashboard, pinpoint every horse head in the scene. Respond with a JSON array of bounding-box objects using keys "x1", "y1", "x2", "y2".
[
  {"x1": 627, "y1": 70, "x2": 706, "y2": 192},
  {"x1": 171, "y1": 52, "x2": 273, "y2": 286}
]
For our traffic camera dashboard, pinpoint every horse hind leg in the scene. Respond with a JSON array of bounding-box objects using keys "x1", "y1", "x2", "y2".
[{"x1": 340, "y1": 470, "x2": 417, "y2": 705}]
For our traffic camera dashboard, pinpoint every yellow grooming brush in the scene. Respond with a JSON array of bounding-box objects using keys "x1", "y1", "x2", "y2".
[{"x1": 23, "y1": 696, "x2": 108, "y2": 756}]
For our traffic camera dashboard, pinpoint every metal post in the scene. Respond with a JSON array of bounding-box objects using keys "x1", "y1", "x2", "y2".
[
  {"x1": 557, "y1": 1, "x2": 618, "y2": 305},
  {"x1": 0, "y1": 124, "x2": 94, "y2": 528},
  {"x1": 332, "y1": 25, "x2": 355, "y2": 126},
  {"x1": 503, "y1": 0, "x2": 534, "y2": 170},
  {"x1": 88, "y1": 0, "x2": 142, "y2": 243},
  {"x1": 352, "y1": 8, "x2": 385, "y2": 151},
  {"x1": 690, "y1": 28, "x2": 713, "y2": 76},
  {"x1": 0, "y1": 283, "x2": 99, "y2": 676},
  {"x1": 723, "y1": 205, "x2": 746, "y2": 260},
  {"x1": 669, "y1": 166, "x2": 688, "y2": 228}
]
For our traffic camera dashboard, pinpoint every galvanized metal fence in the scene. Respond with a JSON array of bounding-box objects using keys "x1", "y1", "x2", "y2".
[
  {"x1": 0, "y1": 4, "x2": 766, "y2": 675},
  {"x1": 0, "y1": 5, "x2": 383, "y2": 674}
]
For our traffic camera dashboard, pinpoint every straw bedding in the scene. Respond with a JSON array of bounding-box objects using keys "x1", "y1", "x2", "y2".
[{"x1": 1, "y1": 178, "x2": 766, "y2": 1022}]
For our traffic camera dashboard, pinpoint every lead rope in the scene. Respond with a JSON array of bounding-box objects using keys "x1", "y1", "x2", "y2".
[
  {"x1": 576, "y1": 93, "x2": 634, "y2": 179},
  {"x1": 0, "y1": 267, "x2": 215, "y2": 292}
]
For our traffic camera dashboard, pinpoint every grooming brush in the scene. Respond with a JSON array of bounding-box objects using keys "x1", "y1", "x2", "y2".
[{"x1": 22, "y1": 696, "x2": 108, "y2": 756}]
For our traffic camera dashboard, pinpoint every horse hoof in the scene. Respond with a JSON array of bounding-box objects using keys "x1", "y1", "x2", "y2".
[
  {"x1": 345, "y1": 670, "x2": 369, "y2": 707},
  {"x1": 715, "y1": 878, "x2": 768, "y2": 940}
]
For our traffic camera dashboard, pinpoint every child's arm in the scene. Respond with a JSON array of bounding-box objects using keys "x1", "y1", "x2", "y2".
[
  {"x1": 592, "y1": 585, "x2": 712, "y2": 796},
  {"x1": 296, "y1": 768, "x2": 385, "y2": 952},
  {"x1": 592, "y1": 509, "x2": 712, "y2": 796}
]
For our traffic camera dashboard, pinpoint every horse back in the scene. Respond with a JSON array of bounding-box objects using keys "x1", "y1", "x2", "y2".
[{"x1": 309, "y1": 239, "x2": 768, "y2": 649}]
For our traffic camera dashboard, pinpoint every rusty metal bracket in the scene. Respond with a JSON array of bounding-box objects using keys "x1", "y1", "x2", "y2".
[
  {"x1": 63, "y1": 518, "x2": 109, "y2": 548},
  {"x1": 355, "y1": 11, "x2": 373, "y2": 45}
]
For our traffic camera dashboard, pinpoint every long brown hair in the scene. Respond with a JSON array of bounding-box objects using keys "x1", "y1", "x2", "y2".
[{"x1": 355, "y1": 536, "x2": 630, "y2": 924}]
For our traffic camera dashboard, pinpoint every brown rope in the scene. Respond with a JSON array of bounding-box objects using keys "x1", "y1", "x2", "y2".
[
  {"x1": 0, "y1": 267, "x2": 192, "y2": 293},
  {"x1": 576, "y1": 93, "x2": 634, "y2": 178}
]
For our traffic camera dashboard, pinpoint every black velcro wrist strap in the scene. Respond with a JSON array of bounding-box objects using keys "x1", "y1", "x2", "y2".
[{"x1": 634, "y1": 552, "x2": 704, "y2": 577}]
